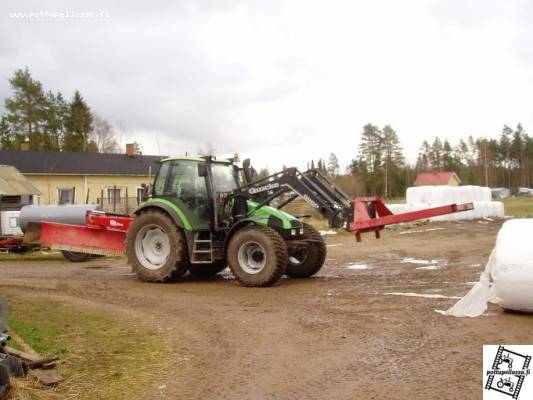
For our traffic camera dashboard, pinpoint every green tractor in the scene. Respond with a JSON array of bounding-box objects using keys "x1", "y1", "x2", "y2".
[{"x1": 126, "y1": 156, "x2": 354, "y2": 287}]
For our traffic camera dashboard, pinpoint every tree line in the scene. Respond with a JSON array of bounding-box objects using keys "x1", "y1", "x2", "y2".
[
  {"x1": 416, "y1": 124, "x2": 533, "y2": 190},
  {"x1": 308, "y1": 123, "x2": 533, "y2": 198},
  {"x1": 2, "y1": 69, "x2": 531, "y2": 196},
  {"x1": 0, "y1": 68, "x2": 120, "y2": 153}
]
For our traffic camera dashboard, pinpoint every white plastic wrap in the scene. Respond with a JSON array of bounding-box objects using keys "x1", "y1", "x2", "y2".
[
  {"x1": 439, "y1": 219, "x2": 533, "y2": 316},
  {"x1": 490, "y1": 219, "x2": 533, "y2": 312},
  {"x1": 403, "y1": 185, "x2": 504, "y2": 221}
]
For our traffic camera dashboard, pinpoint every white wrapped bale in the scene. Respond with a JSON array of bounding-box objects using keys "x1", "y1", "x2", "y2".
[
  {"x1": 438, "y1": 219, "x2": 533, "y2": 317},
  {"x1": 481, "y1": 186, "x2": 492, "y2": 202},
  {"x1": 491, "y1": 219, "x2": 533, "y2": 312},
  {"x1": 406, "y1": 186, "x2": 427, "y2": 204},
  {"x1": 404, "y1": 185, "x2": 504, "y2": 221},
  {"x1": 493, "y1": 201, "x2": 504, "y2": 218},
  {"x1": 386, "y1": 204, "x2": 411, "y2": 214}
]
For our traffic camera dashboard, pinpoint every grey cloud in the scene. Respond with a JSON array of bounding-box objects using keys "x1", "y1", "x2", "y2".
[{"x1": 0, "y1": 0, "x2": 295, "y2": 152}]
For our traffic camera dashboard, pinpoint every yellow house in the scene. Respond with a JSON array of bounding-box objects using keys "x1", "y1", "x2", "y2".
[
  {"x1": 414, "y1": 171, "x2": 462, "y2": 187},
  {"x1": 0, "y1": 147, "x2": 161, "y2": 213}
]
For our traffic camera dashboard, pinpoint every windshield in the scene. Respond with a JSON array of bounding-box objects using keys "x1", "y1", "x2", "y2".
[{"x1": 211, "y1": 163, "x2": 238, "y2": 192}]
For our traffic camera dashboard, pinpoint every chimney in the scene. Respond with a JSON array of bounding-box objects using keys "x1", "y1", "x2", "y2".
[
  {"x1": 126, "y1": 143, "x2": 136, "y2": 157},
  {"x1": 20, "y1": 139, "x2": 30, "y2": 151}
]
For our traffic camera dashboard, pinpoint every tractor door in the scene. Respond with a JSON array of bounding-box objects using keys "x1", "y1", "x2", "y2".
[{"x1": 156, "y1": 160, "x2": 211, "y2": 230}]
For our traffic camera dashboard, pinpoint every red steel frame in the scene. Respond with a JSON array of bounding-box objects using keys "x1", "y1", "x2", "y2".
[
  {"x1": 30, "y1": 198, "x2": 474, "y2": 254},
  {"x1": 350, "y1": 197, "x2": 474, "y2": 242}
]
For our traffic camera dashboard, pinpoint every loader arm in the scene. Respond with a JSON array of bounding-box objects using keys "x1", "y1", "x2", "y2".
[
  {"x1": 236, "y1": 164, "x2": 474, "y2": 241},
  {"x1": 236, "y1": 167, "x2": 354, "y2": 229}
]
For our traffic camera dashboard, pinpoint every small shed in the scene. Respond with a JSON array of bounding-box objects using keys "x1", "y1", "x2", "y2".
[
  {"x1": 414, "y1": 172, "x2": 461, "y2": 187},
  {"x1": 0, "y1": 165, "x2": 41, "y2": 209},
  {"x1": 0, "y1": 165, "x2": 41, "y2": 237}
]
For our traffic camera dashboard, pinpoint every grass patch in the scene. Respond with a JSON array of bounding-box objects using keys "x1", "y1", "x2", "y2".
[
  {"x1": 503, "y1": 197, "x2": 533, "y2": 218},
  {"x1": 0, "y1": 251, "x2": 66, "y2": 262},
  {"x1": 4, "y1": 294, "x2": 175, "y2": 400}
]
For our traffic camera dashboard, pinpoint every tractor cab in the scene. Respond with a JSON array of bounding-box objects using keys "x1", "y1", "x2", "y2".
[{"x1": 150, "y1": 157, "x2": 239, "y2": 231}]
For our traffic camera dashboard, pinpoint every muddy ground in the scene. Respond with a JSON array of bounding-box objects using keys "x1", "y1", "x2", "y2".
[{"x1": 1, "y1": 220, "x2": 532, "y2": 399}]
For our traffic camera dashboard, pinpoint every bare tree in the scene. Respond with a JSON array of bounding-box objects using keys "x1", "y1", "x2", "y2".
[{"x1": 91, "y1": 114, "x2": 120, "y2": 153}]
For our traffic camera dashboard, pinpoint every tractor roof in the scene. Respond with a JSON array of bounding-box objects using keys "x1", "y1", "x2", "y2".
[{"x1": 162, "y1": 156, "x2": 232, "y2": 164}]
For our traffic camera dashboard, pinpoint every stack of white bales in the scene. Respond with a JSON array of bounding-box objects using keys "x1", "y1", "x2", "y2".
[{"x1": 387, "y1": 185, "x2": 504, "y2": 221}]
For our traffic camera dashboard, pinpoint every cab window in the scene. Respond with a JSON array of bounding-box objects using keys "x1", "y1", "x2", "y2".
[
  {"x1": 153, "y1": 162, "x2": 170, "y2": 196},
  {"x1": 165, "y1": 161, "x2": 208, "y2": 207}
]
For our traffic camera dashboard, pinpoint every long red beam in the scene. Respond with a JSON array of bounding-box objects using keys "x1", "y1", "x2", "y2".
[{"x1": 350, "y1": 197, "x2": 474, "y2": 241}]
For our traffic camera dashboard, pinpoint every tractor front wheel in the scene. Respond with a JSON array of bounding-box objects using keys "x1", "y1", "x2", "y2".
[
  {"x1": 286, "y1": 223, "x2": 326, "y2": 278},
  {"x1": 227, "y1": 226, "x2": 288, "y2": 287},
  {"x1": 126, "y1": 210, "x2": 189, "y2": 282}
]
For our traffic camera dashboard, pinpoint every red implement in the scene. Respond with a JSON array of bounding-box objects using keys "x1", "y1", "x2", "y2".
[
  {"x1": 350, "y1": 197, "x2": 474, "y2": 242},
  {"x1": 35, "y1": 212, "x2": 133, "y2": 256}
]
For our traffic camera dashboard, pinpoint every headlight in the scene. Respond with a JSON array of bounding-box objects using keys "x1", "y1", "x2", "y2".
[{"x1": 291, "y1": 229, "x2": 296, "y2": 235}]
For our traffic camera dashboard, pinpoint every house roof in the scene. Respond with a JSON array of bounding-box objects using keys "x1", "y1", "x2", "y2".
[
  {"x1": 0, "y1": 149, "x2": 163, "y2": 176},
  {"x1": 0, "y1": 165, "x2": 42, "y2": 196},
  {"x1": 414, "y1": 171, "x2": 461, "y2": 186}
]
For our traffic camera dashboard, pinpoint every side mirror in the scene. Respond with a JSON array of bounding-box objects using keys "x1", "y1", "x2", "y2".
[
  {"x1": 242, "y1": 158, "x2": 255, "y2": 185},
  {"x1": 198, "y1": 163, "x2": 208, "y2": 177}
]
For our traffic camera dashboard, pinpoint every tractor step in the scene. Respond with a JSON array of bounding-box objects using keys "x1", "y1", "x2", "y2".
[{"x1": 191, "y1": 232, "x2": 214, "y2": 263}]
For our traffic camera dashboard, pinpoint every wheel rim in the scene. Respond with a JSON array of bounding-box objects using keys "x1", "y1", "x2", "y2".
[
  {"x1": 237, "y1": 241, "x2": 266, "y2": 274},
  {"x1": 135, "y1": 224, "x2": 171, "y2": 270},
  {"x1": 289, "y1": 248, "x2": 309, "y2": 266}
]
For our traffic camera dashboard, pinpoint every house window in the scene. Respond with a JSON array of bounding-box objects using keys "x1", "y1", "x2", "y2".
[
  {"x1": 58, "y1": 188, "x2": 75, "y2": 204},
  {"x1": 107, "y1": 187, "x2": 123, "y2": 204}
]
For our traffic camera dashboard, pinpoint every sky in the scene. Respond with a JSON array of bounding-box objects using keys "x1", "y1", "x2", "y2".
[{"x1": 1, "y1": 0, "x2": 533, "y2": 172}]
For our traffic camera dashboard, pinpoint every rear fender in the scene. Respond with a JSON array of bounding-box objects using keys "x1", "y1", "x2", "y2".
[
  {"x1": 134, "y1": 202, "x2": 189, "y2": 230},
  {"x1": 135, "y1": 203, "x2": 193, "y2": 257}
]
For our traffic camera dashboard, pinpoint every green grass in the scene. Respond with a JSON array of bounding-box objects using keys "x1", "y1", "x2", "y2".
[
  {"x1": 0, "y1": 251, "x2": 65, "y2": 262},
  {"x1": 4, "y1": 293, "x2": 176, "y2": 400},
  {"x1": 503, "y1": 197, "x2": 533, "y2": 218}
]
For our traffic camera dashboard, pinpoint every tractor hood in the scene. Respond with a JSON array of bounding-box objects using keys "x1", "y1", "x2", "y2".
[{"x1": 246, "y1": 200, "x2": 302, "y2": 230}]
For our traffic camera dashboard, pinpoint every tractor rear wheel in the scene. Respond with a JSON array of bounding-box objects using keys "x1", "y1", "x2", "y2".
[
  {"x1": 227, "y1": 226, "x2": 288, "y2": 287},
  {"x1": 286, "y1": 222, "x2": 326, "y2": 278},
  {"x1": 188, "y1": 260, "x2": 227, "y2": 277},
  {"x1": 126, "y1": 210, "x2": 189, "y2": 282}
]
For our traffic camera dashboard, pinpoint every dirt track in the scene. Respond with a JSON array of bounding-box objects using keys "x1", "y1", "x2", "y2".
[{"x1": 2, "y1": 220, "x2": 533, "y2": 399}]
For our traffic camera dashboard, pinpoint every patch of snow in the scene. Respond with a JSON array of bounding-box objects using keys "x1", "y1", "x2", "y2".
[
  {"x1": 319, "y1": 230, "x2": 337, "y2": 236},
  {"x1": 346, "y1": 263, "x2": 369, "y2": 270},
  {"x1": 401, "y1": 257, "x2": 436, "y2": 265},
  {"x1": 385, "y1": 292, "x2": 462, "y2": 300},
  {"x1": 289, "y1": 256, "x2": 299, "y2": 264},
  {"x1": 415, "y1": 265, "x2": 442, "y2": 270},
  {"x1": 399, "y1": 227, "x2": 445, "y2": 235},
  {"x1": 326, "y1": 244, "x2": 343, "y2": 247}
]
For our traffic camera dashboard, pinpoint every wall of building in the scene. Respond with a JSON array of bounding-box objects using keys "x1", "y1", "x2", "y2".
[
  {"x1": 448, "y1": 176, "x2": 461, "y2": 186},
  {"x1": 25, "y1": 174, "x2": 153, "y2": 206}
]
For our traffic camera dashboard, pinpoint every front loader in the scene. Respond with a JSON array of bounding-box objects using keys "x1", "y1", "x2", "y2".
[{"x1": 26, "y1": 155, "x2": 473, "y2": 287}]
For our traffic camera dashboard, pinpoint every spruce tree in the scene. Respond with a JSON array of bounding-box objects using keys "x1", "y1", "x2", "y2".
[
  {"x1": 327, "y1": 153, "x2": 340, "y2": 177},
  {"x1": 4, "y1": 68, "x2": 47, "y2": 149},
  {"x1": 63, "y1": 90, "x2": 94, "y2": 151}
]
